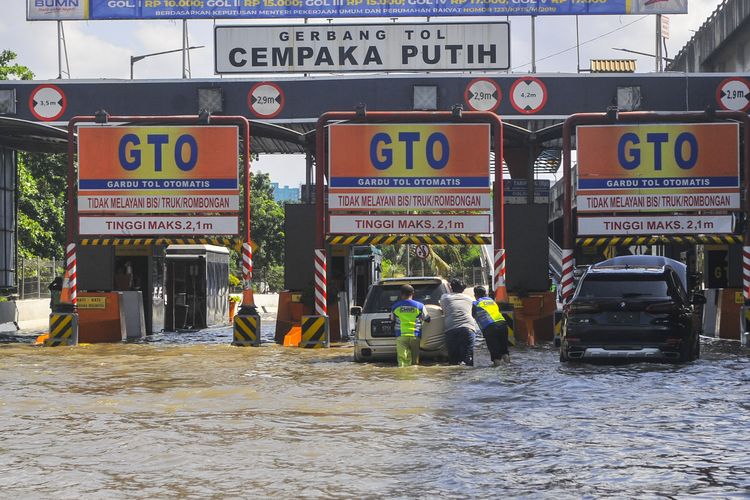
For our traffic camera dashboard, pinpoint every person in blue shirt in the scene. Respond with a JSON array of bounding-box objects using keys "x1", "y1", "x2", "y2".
[
  {"x1": 472, "y1": 286, "x2": 510, "y2": 365},
  {"x1": 390, "y1": 284, "x2": 430, "y2": 367}
]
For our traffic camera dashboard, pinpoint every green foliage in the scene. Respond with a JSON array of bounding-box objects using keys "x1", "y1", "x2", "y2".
[
  {"x1": 17, "y1": 153, "x2": 67, "y2": 259},
  {"x1": 250, "y1": 172, "x2": 285, "y2": 269},
  {"x1": 0, "y1": 50, "x2": 34, "y2": 80},
  {"x1": 266, "y1": 265, "x2": 284, "y2": 292},
  {"x1": 228, "y1": 273, "x2": 241, "y2": 289}
]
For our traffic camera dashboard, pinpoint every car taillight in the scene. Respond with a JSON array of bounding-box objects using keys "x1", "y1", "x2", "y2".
[
  {"x1": 646, "y1": 302, "x2": 677, "y2": 314},
  {"x1": 569, "y1": 303, "x2": 600, "y2": 314}
]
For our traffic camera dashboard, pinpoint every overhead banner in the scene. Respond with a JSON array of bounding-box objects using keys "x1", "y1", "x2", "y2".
[
  {"x1": 576, "y1": 123, "x2": 740, "y2": 213},
  {"x1": 77, "y1": 125, "x2": 240, "y2": 234},
  {"x1": 28, "y1": 0, "x2": 688, "y2": 20},
  {"x1": 79, "y1": 215, "x2": 240, "y2": 236},
  {"x1": 328, "y1": 123, "x2": 490, "y2": 212},
  {"x1": 215, "y1": 23, "x2": 510, "y2": 74}
]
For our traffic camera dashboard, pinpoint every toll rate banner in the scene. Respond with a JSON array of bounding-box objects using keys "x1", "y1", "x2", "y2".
[
  {"x1": 77, "y1": 125, "x2": 240, "y2": 236},
  {"x1": 576, "y1": 123, "x2": 740, "y2": 213},
  {"x1": 27, "y1": 0, "x2": 688, "y2": 21}
]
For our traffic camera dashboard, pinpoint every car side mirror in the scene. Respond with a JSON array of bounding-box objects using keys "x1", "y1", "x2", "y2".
[
  {"x1": 350, "y1": 306, "x2": 362, "y2": 316},
  {"x1": 691, "y1": 293, "x2": 706, "y2": 305}
]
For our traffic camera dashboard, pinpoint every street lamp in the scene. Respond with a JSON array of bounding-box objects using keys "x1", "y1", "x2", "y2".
[{"x1": 130, "y1": 45, "x2": 204, "y2": 79}]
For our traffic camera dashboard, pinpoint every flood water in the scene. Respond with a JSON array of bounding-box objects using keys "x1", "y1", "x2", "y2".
[{"x1": 1, "y1": 321, "x2": 749, "y2": 498}]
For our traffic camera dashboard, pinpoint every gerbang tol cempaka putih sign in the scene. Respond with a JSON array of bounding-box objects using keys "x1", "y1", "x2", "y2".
[{"x1": 215, "y1": 22, "x2": 509, "y2": 74}]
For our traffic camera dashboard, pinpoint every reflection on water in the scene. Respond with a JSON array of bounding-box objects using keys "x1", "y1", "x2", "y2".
[{"x1": 0, "y1": 329, "x2": 748, "y2": 498}]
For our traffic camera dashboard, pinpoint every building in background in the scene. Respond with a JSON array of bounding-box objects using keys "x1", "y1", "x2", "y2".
[
  {"x1": 271, "y1": 183, "x2": 300, "y2": 203},
  {"x1": 668, "y1": 0, "x2": 750, "y2": 72}
]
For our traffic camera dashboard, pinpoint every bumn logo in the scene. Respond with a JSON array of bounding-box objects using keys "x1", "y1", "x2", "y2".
[{"x1": 35, "y1": 0, "x2": 79, "y2": 6}]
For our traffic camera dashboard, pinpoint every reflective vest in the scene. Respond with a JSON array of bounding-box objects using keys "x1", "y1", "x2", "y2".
[
  {"x1": 391, "y1": 299, "x2": 427, "y2": 337},
  {"x1": 472, "y1": 297, "x2": 505, "y2": 330}
]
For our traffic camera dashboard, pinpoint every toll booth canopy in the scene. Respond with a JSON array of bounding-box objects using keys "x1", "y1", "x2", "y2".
[{"x1": 165, "y1": 245, "x2": 229, "y2": 331}]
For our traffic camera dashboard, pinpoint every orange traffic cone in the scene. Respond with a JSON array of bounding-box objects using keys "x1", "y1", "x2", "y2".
[
  {"x1": 494, "y1": 284, "x2": 509, "y2": 304},
  {"x1": 242, "y1": 288, "x2": 255, "y2": 307},
  {"x1": 59, "y1": 270, "x2": 73, "y2": 305}
]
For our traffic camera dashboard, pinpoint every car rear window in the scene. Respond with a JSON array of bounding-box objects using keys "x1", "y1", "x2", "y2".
[
  {"x1": 363, "y1": 283, "x2": 445, "y2": 313},
  {"x1": 577, "y1": 274, "x2": 670, "y2": 299}
]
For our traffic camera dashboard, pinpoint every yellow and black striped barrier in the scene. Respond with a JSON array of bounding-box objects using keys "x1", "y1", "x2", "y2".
[
  {"x1": 501, "y1": 310, "x2": 516, "y2": 347},
  {"x1": 300, "y1": 315, "x2": 329, "y2": 349},
  {"x1": 80, "y1": 237, "x2": 245, "y2": 251},
  {"x1": 326, "y1": 235, "x2": 491, "y2": 246},
  {"x1": 232, "y1": 314, "x2": 260, "y2": 347},
  {"x1": 45, "y1": 312, "x2": 78, "y2": 347},
  {"x1": 577, "y1": 235, "x2": 742, "y2": 247}
]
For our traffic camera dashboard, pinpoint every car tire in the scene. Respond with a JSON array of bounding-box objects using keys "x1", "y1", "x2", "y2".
[
  {"x1": 559, "y1": 346, "x2": 570, "y2": 363},
  {"x1": 678, "y1": 336, "x2": 694, "y2": 363},
  {"x1": 353, "y1": 350, "x2": 364, "y2": 363}
]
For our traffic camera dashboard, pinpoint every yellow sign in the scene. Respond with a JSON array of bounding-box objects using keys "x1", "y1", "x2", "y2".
[
  {"x1": 509, "y1": 295, "x2": 524, "y2": 309},
  {"x1": 77, "y1": 296, "x2": 107, "y2": 309},
  {"x1": 735, "y1": 291, "x2": 744, "y2": 304}
]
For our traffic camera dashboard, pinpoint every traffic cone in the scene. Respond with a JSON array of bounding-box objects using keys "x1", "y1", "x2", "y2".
[
  {"x1": 59, "y1": 270, "x2": 73, "y2": 306},
  {"x1": 242, "y1": 288, "x2": 255, "y2": 307},
  {"x1": 494, "y1": 284, "x2": 509, "y2": 304}
]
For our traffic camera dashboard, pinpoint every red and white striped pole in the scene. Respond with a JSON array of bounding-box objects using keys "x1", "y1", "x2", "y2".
[
  {"x1": 561, "y1": 249, "x2": 575, "y2": 304},
  {"x1": 314, "y1": 249, "x2": 327, "y2": 316},
  {"x1": 242, "y1": 242, "x2": 253, "y2": 284},
  {"x1": 493, "y1": 248, "x2": 508, "y2": 302},
  {"x1": 66, "y1": 242, "x2": 77, "y2": 306},
  {"x1": 743, "y1": 246, "x2": 750, "y2": 302}
]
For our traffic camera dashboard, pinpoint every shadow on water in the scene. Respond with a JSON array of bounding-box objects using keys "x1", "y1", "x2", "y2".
[{"x1": 0, "y1": 329, "x2": 748, "y2": 498}]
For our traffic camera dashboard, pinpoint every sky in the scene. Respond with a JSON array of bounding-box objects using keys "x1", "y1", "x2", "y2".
[{"x1": 0, "y1": 0, "x2": 728, "y2": 186}]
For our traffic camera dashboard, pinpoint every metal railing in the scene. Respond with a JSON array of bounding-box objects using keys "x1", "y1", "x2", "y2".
[{"x1": 16, "y1": 256, "x2": 63, "y2": 300}]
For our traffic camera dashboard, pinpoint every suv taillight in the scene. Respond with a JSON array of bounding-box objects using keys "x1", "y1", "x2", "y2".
[{"x1": 646, "y1": 301, "x2": 677, "y2": 314}]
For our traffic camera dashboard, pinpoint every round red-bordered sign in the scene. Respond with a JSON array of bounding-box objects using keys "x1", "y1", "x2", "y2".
[
  {"x1": 248, "y1": 82, "x2": 284, "y2": 119},
  {"x1": 29, "y1": 84, "x2": 67, "y2": 121},
  {"x1": 716, "y1": 77, "x2": 750, "y2": 112},
  {"x1": 464, "y1": 78, "x2": 501, "y2": 112},
  {"x1": 509, "y1": 77, "x2": 548, "y2": 114}
]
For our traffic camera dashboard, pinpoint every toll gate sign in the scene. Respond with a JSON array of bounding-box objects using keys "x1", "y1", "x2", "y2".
[
  {"x1": 328, "y1": 123, "x2": 491, "y2": 235},
  {"x1": 77, "y1": 125, "x2": 240, "y2": 236},
  {"x1": 576, "y1": 123, "x2": 740, "y2": 236}
]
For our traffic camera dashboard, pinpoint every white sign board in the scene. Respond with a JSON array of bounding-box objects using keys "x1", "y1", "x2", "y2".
[
  {"x1": 215, "y1": 22, "x2": 510, "y2": 74},
  {"x1": 329, "y1": 214, "x2": 490, "y2": 235},
  {"x1": 577, "y1": 193, "x2": 740, "y2": 213},
  {"x1": 78, "y1": 195, "x2": 240, "y2": 213},
  {"x1": 79, "y1": 216, "x2": 239, "y2": 236},
  {"x1": 578, "y1": 215, "x2": 734, "y2": 236},
  {"x1": 328, "y1": 192, "x2": 491, "y2": 211}
]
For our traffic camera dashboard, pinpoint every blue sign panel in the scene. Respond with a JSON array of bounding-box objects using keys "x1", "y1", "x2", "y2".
[{"x1": 65, "y1": 0, "x2": 686, "y2": 19}]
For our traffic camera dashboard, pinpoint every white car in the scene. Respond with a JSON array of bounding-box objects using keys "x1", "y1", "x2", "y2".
[{"x1": 352, "y1": 277, "x2": 449, "y2": 363}]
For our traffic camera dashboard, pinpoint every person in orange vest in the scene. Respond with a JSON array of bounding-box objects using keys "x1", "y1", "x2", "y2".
[{"x1": 473, "y1": 286, "x2": 510, "y2": 365}]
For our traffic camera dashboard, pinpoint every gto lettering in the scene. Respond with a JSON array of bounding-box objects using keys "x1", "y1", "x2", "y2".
[
  {"x1": 118, "y1": 134, "x2": 198, "y2": 172},
  {"x1": 369, "y1": 132, "x2": 450, "y2": 170},
  {"x1": 617, "y1": 131, "x2": 698, "y2": 171}
]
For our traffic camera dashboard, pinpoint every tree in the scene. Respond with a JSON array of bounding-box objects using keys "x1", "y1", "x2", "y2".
[
  {"x1": 16, "y1": 153, "x2": 67, "y2": 259},
  {"x1": 0, "y1": 50, "x2": 34, "y2": 80},
  {"x1": 249, "y1": 172, "x2": 285, "y2": 270}
]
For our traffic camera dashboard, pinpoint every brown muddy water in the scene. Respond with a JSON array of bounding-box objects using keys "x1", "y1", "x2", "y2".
[{"x1": 1, "y1": 324, "x2": 749, "y2": 498}]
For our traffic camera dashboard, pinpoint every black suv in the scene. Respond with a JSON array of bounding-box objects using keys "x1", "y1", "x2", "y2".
[{"x1": 561, "y1": 257, "x2": 704, "y2": 363}]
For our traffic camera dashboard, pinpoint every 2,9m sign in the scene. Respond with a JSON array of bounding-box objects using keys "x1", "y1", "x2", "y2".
[{"x1": 78, "y1": 125, "x2": 239, "y2": 191}]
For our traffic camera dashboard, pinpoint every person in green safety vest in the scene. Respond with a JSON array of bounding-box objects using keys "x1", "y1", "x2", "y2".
[
  {"x1": 472, "y1": 286, "x2": 510, "y2": 366},
  {"x1": 390, "y1": 284, "x2": 431, "y2": 367}
]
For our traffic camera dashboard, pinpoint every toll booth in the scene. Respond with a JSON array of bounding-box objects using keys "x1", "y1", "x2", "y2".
[
  {"x1": 77, "y1": 244, "x2": 165, "y2": 335},
  {"x1": 348, "y1": 245, "x2": 382, "y2": 308},
  {"x1": 165, "y1": 244, "x2": 229, "y2": 330}
]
